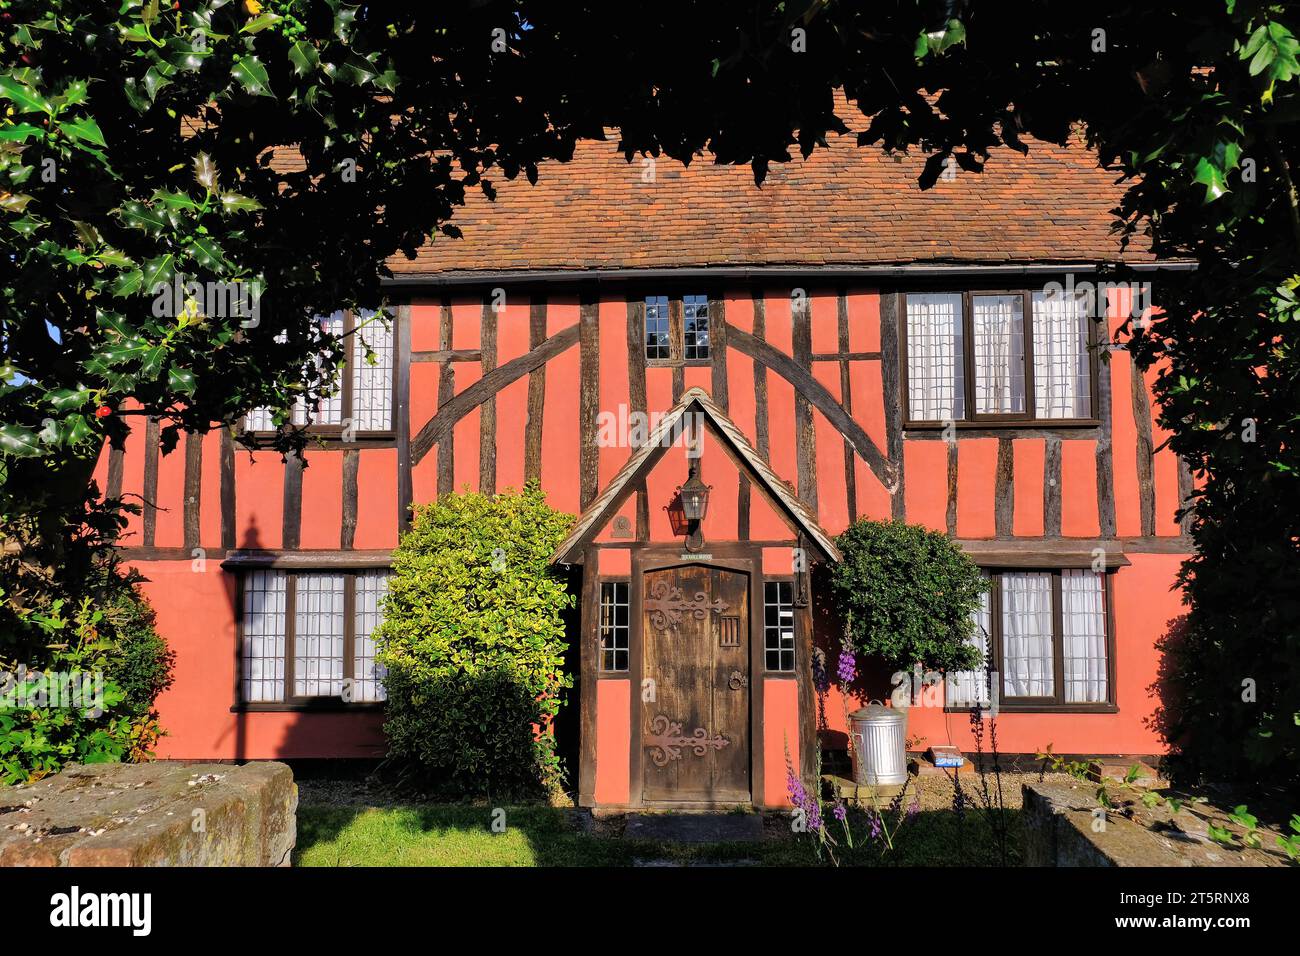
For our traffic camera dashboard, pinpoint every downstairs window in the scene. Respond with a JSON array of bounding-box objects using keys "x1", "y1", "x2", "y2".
[
  {"x1": 240, "y1": 569, "x2": 390, "y2": 705},
  {"x1": 946, "y1": 569, "x2": 1112, "y2": 711}
]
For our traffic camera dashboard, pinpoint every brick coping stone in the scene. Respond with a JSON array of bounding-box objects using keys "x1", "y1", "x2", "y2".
[{"x1": 0, "y1": 761, "x2": 297, "y2": 867}]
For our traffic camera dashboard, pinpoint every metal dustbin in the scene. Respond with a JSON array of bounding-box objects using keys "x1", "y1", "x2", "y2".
[{"x1": 849, "y1": 703, "x2": 908, "y2": 786}]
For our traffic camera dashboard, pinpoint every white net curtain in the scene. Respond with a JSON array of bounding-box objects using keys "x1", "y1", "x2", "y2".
[
  {"x1": 972, "y1": 294, "x2": 1026, "y2": 414},
  {"x1": 1061, "y1": 569, "x2": 1108, "y2": 703},
  {"x1": 947, "y1": 581, "x2": 992, "y2": 707},
  {"x1": 906, "y1": 293, "x2": 965, "y2": 421},
  {"x1": 1000, "y1": 572, "x2": 1056, "y2": 699},
  {"x1": 1031, "y1": 291, "x2": 1092, "y2": 419}
]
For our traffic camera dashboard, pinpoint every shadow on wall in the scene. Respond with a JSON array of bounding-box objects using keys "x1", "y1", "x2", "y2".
[
  {"x1": 553, "y1": 564, "x2": 584, "y2": 800},
  {"x1": 1144, "y1": 614, "x2": 1191, "y2": 776}
]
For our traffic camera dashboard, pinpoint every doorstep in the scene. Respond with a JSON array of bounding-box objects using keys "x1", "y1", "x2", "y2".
[{"x1": 623, "y1": 813, "x2": 764, "y2": 843}]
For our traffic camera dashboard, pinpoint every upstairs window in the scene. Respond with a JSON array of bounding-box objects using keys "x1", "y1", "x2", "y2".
[
  {"x1": 904, "y1": 290, "x2": 1094, "y2": 425},
  {"x1": 643, "y1": 294, "x2": 710, "y2": 363},
  {"x1": 245, "y1": 309, "x2": 394, "y2": 435},
  {"x1": 645, "y1": 296, "x2": 671, "y2": 360}
]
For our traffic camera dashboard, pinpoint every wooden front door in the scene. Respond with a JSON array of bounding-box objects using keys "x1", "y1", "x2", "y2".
[{"x1": 640, "y1": 564, "x2": 751, "y2": 804}]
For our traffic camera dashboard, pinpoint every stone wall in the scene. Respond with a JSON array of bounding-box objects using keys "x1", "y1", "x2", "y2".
[
  {"x1": 0, "y1": 762, "x2": 296, "y2": 866},
  {"x1": 1022, "y1": 779, "x2": 1287, "y2": 867}
]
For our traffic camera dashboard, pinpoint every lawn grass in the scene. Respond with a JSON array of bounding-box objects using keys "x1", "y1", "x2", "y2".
[{"x1": 293, "y1": 800, "x2": 1021, "y2": 867}]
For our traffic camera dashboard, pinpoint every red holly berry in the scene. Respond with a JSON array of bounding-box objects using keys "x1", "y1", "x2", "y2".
[{"x1": 95, "y1": 406, "x2": 112, "y2": 419}]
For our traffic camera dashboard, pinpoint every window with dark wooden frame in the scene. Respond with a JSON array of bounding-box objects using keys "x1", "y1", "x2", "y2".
[
  {"x1": 598, "y1": 581, "x2": 630, "y2": 672},
  {"x1": 903, "y1": 290, "x2": 1097, "y2": 426},
  {"x1": 239, "y1": 569, "x2": 390, "y2": 705},
  {"x1": 245, "y1": 308, "x2": 395, "y2": 435},
  {"x1": 764, "y1": 580, "x2": 796, "y2": 672},
  {"x1": 643, "y1": 294, "x2": 710, "y2": 364},
  {"x1": 946, "y1": 568, "x2": 1114, "y2": 711}
]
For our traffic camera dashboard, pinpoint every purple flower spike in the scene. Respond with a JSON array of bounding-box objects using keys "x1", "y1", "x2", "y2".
[
  {"x1": 837, "y1": 649, "x2": 856, "y2": 684},
  {"x1": 907, "y1": 796, "x2": 920, "y2": 820},
  {"x1": 833, "y1": 802, "x2": 847, "y2": 822}
]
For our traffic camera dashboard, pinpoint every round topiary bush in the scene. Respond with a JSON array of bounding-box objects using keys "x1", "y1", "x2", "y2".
[
  {"x1": 829, "y1": 519, "x2": 987, "y2": 674},
  {"x1": 374, "y1": 481, "x2": 575, "y2": 797}
]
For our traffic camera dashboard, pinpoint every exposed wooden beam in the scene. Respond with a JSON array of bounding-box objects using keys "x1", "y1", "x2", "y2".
[
  {"x1": 409, "y1": 324, "x2": 581, "y2": 465},
  {"x1": 792, "y1": 297, "x2": 818, "y2": 516},
  {"x1": 524, "y1": 298, "x2": 547, "y2": 482},
  {"x1": 995, "y1": 437, "x2": 1015, "y2": 537},
  {"x1": 728, "y1": 325, "x2": 894, "y2": 487},
  {"x1": 879, "y1": 293, "x2": 905, "y2": 519},
  {"x1": 219, "y1": 428, "x2": 236, "y2": 550},
  {"x1": 436, "y1": 300, "x2": 455, "y2": 496},
  {"x1": 142, "y1": 416, "x2": 160, "y2": 548},
  {"x1": 579, "y1": 296, "x2": 600, "y2": 510},
  {"x1": 341, "y1": 449, "x2": 359, "y2": 549},
  {"x1": 394, "y1": 305, "x2": 413, "y2": 530},
  {"x1": 836, "y1": 292, "x2": 858, "y2": 524},
  {"x1": 1044, "y1": 437, "x2": 1063, "y2": 537},
  {"x1": 410, "y1": 348, "x2": 482, "y2": 363},
  {"x1": 1130, "y1": 362, "x2": 1157, "y2": 536},
  {"x1": 281, "y1": 452, "x2": 303, "y2": 550},
  {"x1": 183, "y1": 431, "x2": 203, "y2": 551},
  {"x1": 479, "y1": 302, "x2": 498, "y2": 495},
  {"x1": 626, "y1": 299, "x2": 649, "y2": 541}
]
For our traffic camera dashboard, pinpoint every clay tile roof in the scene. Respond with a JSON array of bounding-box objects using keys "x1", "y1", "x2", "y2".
[{"x1": 390, "y1": 129, "x2": 1153, "y2": 276}]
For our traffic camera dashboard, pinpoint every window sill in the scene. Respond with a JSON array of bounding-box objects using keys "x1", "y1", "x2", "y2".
[
  {"x1": 231, "y1": 701, "x2": 386, "y2": 714},
  {"x1": 241, "y1": 431, "x2": 396, "y2": 449},
  {"x1": 944, "y1": 703, "x2": 1118, "y2": 715},
  {"x1": 904, "y1": 419, "x2": 1101, "y2": 431},
  {"x1": 645, "y1": 359, "x2": 712, "y2": 369}
]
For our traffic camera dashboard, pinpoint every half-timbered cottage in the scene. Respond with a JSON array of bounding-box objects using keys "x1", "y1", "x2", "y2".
[{"x1": 97, "y1": 129, "x2": 1192, "y2": 809}]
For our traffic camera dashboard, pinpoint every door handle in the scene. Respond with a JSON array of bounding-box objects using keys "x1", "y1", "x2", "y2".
[{"x1": 728, "y1": 671, "x2": 748, "y2": 690}]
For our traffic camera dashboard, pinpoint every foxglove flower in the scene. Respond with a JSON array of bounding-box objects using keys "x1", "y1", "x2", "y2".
[{"x1": 837, "y1": 649, "x2": 856, "y2": 684}]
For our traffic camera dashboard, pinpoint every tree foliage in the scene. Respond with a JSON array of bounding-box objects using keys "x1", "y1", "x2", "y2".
[{"x1": 830, "y1": 519, "x2": 986, "y2": 674}]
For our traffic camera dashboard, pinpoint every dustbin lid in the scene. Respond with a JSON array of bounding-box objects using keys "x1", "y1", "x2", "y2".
[{"x1": 848, "y1": 703, "x2": 905, "y2": 724}]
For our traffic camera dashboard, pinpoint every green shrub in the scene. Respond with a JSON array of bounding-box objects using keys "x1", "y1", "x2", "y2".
[
  {"x1": 829, "y1": 519, "x2": 986, "y2": 673},
  {"x1": 97, "y1": 575, "x2": 175, "y2": 717},
  {"x1": 375, "y1": 481, "x2": 575, "y2": 797},
  {"x1": 1, "y1": 495, "x2": 173, "y2": 784}
]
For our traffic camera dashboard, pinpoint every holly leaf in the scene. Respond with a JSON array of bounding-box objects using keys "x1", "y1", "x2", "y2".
[
  {"x1": 110, "y1": 269, "x2": 144, "y2": 298},
  {"x1": 193, "y1": 152, "x2": 219, "y2": 194},
  {"x1": 118, "y1": 201, "x2": 169, "y2": 235},
  {"x1": 0, "y1": 123, "x2": 43, "y2": 143},
  {"x1": 1193, "y1": 157, "x2": 1229, "y2": 202},
  {"x1": 230, "y1": 56, "x2": 273, "y2": 97},
  {"x1": 61, "y1": 115, "x2": 107, "y2": 149},
  {"x1": 0, "y1": 424, "x2": 42, "y2": 457},
  {"x1": 141, "y1": 254, "x2": 175, "y2": 292},
  {"x1": 242, "y1": 13, "x2": 284, "y2": 34},
  {"x1": 219, "y1": 192, "x2": 263, "y2": 214},
  {"x1": 0, "y1": 193, "x2": 34, "y2": 214},
  {"x1": 168, "y1": 366, "x2": 196, "y2": 395},
  {"x1": 45, "y1": 387, "x2": 90, "y2": 412},
  {"x1": 288, "y1": 40, "x2": 320, "y2": 77},
  {"x1": 0, "y1": 75, "x2": 52, "y2": 115}
]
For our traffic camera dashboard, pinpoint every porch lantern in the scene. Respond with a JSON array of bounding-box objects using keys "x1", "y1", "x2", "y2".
[
  {"x1": 670, "y1": 458, "x2": 711, "y2": 552},
  {"x1": 679, "y1": 461, "x2": 710, "y2": 523}
]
